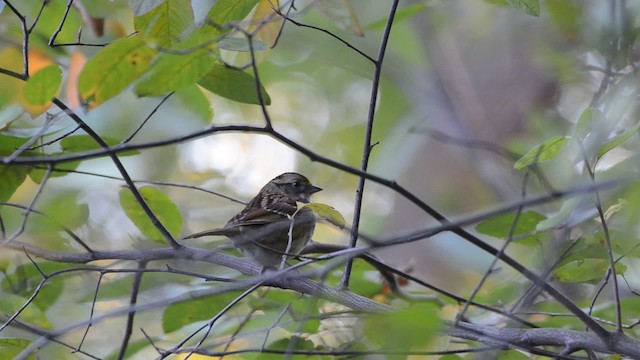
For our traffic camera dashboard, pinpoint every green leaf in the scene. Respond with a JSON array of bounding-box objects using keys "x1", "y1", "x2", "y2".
[
  {"x1": 60, "y1": 134, "x2": 139, "y2": 156},
  {"x1": 554, "y1": 259, "x2": 627, "y2": 282},
  {"x1": 0, "y1": 338, "x2": 35, "y2": 360},
  {"x1": 24, "y1": 65, "x2": 62, "y2": 106},
  {"x1": 366, "y1": 3, "x2": 429, "y2": 30},
  {"x1": 598, "y1": 121, "x2": 640, "y2": 159},
  {"x1": 498, "y1": 349, "x2": 531, "y2": 360},
  {"x1": 514, "y1": 136, "x2": 568, "y2": 169},
  {"x1": 507, "y1": 0, "x2": 540, "y2": 16},
  {"x1": 134, "y1": 0, "x2": 194, "y2": 48},
  {"x1": 174, "y1": 85, "x2": 213, "y2": 124},
  {"x1": 217, "y1": 37, "x2": 266, "y2": 52},
  {"x1": 317, "y1": 0, "x2": 364, "y2": 36},
  {"x1": 0, "y1": 293, "x2": 52, "y2": 329},
  {"x1": 1, "y1": 262, "x2": 72, "y2": 311},
  {"x1": 41, "y1": 191, "x2": 89, "y2": 229},
  {"x1": 300, "y1": 203, "x2": 345, "y2": 229},
  {"x1": 364, "y1": 303, "x2": 441, "y2": 351},
  {"x1": 546, "y1": 0, "x2": 582, "y2": 39},
  {"x1": 535, "y1": 197, "x2": 583, "y2": 231},
  {"x1": 119, "y1": 186, "x2": 183, "y2": 242},
  {"x1": 104, "y1": 338, "x2": 153, "y2": 360},
  {"x1": 162, "y1": 291, "x2": 245, "y2": 333},
  {"x1": 0, "y1": 134, "x2": 29, "y2": 153},
  {"x1": 79, "y1": 35, "x2": 156, "y2": 107},
  {"x1": 475, "y1": 210, "x2": 546, "y2": 245},
  {"x1": 0, "y1": 164, "x2": 30, "y2": 205},
  {"x1": 348, "y1": 259, "x2": 384, "y2": 297},
  {"x1": 263, "y1": 336, "x2": 315, "y2": 357},
  {"x1": 197, "y1": 64, "x2": 271, "y2": 105},
  {"x1": 28, "y1": 159, "x2": 80, "y2": 183},
  {"x1": 574, "y1": 108, "x2": 605, "y2": 140},
  {"x1": 475, "y1": 282, "x2": 526, "y2": 305},
  {"x1": 60, "y1": 134, "x2": 118, "y2": 151},
  {"x1": 129, "y1": 0, "x2": 165, "y2": 16},
  {"x1": 252, "y1": 291, "x2": 321, "y2": 332},
  {"x1": 81, "y1": 273, "x2": 190, "y2": 302},
  {"x1": 206, "y1": 0, "x2": 260, "y2": 35},
  {"x1": 135, "y1": 50, "x2": 216, "y2": 96}
]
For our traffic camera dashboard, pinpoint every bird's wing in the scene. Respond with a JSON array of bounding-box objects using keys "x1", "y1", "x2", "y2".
[
  {"x1": 183, "y1": 213, "x2": 289, "y2": 240},
  {"x1": 182, "y1": 227, "x2": 231, "y2": 239}
]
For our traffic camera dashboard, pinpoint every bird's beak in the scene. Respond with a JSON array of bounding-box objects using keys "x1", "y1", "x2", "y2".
[{"x1": 299, "y1": 185, "x2": 322, "y2": 203}]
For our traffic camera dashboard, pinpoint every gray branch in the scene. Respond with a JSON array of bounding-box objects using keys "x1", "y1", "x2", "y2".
[
  {"x1": 449, "y1": 322, "x2": 640, "y2": 358},
  {"x1": 7, "y1": 241, "x2": 390, "y2": 313}
]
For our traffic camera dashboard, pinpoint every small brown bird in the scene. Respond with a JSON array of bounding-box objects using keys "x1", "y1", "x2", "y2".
[{"x1": 184, "y1": 173, "x2": 322, "y2": 268}]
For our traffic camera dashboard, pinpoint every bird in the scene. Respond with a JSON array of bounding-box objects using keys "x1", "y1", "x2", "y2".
[{"x1": 184, "y1": 172, "x2": 322, "y2": 268}]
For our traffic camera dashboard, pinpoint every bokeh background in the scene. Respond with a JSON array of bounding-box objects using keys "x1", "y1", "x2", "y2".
[{"x1": 3, "y1": 0, "x2": 640, "y2": 357}]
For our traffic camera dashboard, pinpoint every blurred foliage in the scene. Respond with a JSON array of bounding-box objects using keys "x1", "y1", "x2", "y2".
[{"x1": 0, "y1": 0, "x2": 639, "y2": 358}]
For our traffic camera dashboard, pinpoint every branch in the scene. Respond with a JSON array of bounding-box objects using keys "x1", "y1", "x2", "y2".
[
  {"x1": 449, "y1": 322, "x2": 640, "y2": 358},
  {"x1": 4, "y1": 241, "x2": 390, "y2": 314},
  {"x1": 342, "y1": 0, "x2": 399, "y2": 288}
]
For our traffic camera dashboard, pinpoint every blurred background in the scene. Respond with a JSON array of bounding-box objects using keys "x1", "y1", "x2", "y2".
[{"x1": 3, "y1": 0, "x2": 640, "y2": 355}]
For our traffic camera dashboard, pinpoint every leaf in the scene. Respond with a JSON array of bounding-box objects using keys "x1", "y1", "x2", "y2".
[
  {"x1": 0, "y1": 134, "x2": 29, "y2": 153},
  {"x1": 514, "y1": 136, "x2": 568, "y2": 169},
  {"x1": 546, "y1": 0, "x2": 582, "y2": 40},
  {"x1": 119, "y1": 186, "x2": 183, "y2": 242},
  {"x1": 498, "y1": 350, "x2": 531, "y2": 360},
  {"x1": 24, "y1": 65, "x2": 62, "y2": 106},
  {"x1": 536, "y1": 197, "x2": 586, "y2": 231},
  {"x1": 134, "y1": 0, "x2": 194, "y2": 48},
  {"x1": 475, "y1": 282, "x2": 526, "y2": 305},
  {"x1": 0, "y1": 293, "x2": 52, "y2": 329},
  {"x1": 363, "y1": 303, "x2": 441, "y2": 350},
  {"x1": 135, "y1": 50, "x2": 216, "y2": 96},
  {"x1": 248, "y1": 0, "x2": 284, "y2": 49},
  {"x1": 217, "y1": 37, "x2": 266, "y2": 52},
  {"x1": 81, "y1": 273, "x2": 190, "y2": 302},
  {"x1": 104, "y1": 338, "x2": 153, "y2": 360},
  {"x1": 507, "y1": 0, "x2": 540, "y2": 17},
  {"x1": 264, "y1": 336, "x2": 315, "y2": 355},
  {"x1": 301, "y1": 203, "x2": 345, "y2": 229},
  {"x1": 318, "y1": 0, "x2": 364, "y2": 36},
  {"x1": 250, "y1": 290, "x2": 321, "y2": 333},
  {"x1": 197, "y1": 64, "x2": 271, "y2": 105},
  {"x1": 162, "y1": 291, "x2": 245, "y2": 333},
  {"x1": 0, "y1": 164, "x2": 30, "y2": 205},
  {"x1": 475, "y1": 210, "x2": 546, "y2": 245},
  {"x1": 78, "y1": 35, "x2": 157, "y2": 107},
  {"x1": 366, "y1": 3, "x2": 429, "y2": 30},
  {"x1": 598, "y1": 121, "x2": 640, "y2": 159},
  {"x1": 574, "y1": 108, "x2": 605, "y2": 140},
  {"x1": 60, "y1": 134, "x2": 139, "y2": 156},
  {"x1": 41, "y1": 192, "x2": 89, "y2": 229},
  {"x1": 206, "y1": 0, "x2": 260, "y2": 35},
  {"x1": 1, "y1": 263, "x2": 72, "y2": 311},
  {"x1": 554, "y1": 259, "x2": 627, "y2": 282},
  {"x1": 129, "y1": 0, "x2": 165, "y2": 16},
  {"x1": 28, "y1": 158, "x2": 80, "y2": 184},
  {"x1": 0, "y1": 338, "x2": 35, "y2": 360},
  {"x1": 174, "y1": 85, "x2": 214, "y2": 124},
  {"x1": 347, "y1": 259, "x2": 384, "y2": 297},
  {"x1": 0, "y1": 105, "x2": 25, "y2": 131}
]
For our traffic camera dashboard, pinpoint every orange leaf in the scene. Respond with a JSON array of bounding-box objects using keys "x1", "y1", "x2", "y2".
[{"x1": 66, "y1": 51, "x2": 87, "y2": 110}]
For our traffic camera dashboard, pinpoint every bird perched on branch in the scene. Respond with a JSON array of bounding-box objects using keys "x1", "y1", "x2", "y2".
[{"x1": 184, "y1": 172, "x2": 322, "y2": 268}]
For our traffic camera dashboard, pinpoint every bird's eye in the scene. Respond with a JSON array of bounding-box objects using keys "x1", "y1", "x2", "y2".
[{"x1": 292, "y1": 180, "x2": 304, "y2": 188}]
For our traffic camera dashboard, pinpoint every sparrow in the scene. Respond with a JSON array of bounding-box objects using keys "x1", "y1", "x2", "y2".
[{"x1": 184, "y1": 172, "x2": 322, "y2": 268}]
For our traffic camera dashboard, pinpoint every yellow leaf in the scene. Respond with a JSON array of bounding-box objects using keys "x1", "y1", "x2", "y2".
[{"x1": 301, "y1": 202, "x2": 346, "y2": 228}]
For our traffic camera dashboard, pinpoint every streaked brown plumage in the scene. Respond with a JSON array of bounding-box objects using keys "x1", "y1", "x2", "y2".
[{"x1": 184, "y1": 173, "x2": 322, "y2": 267}]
